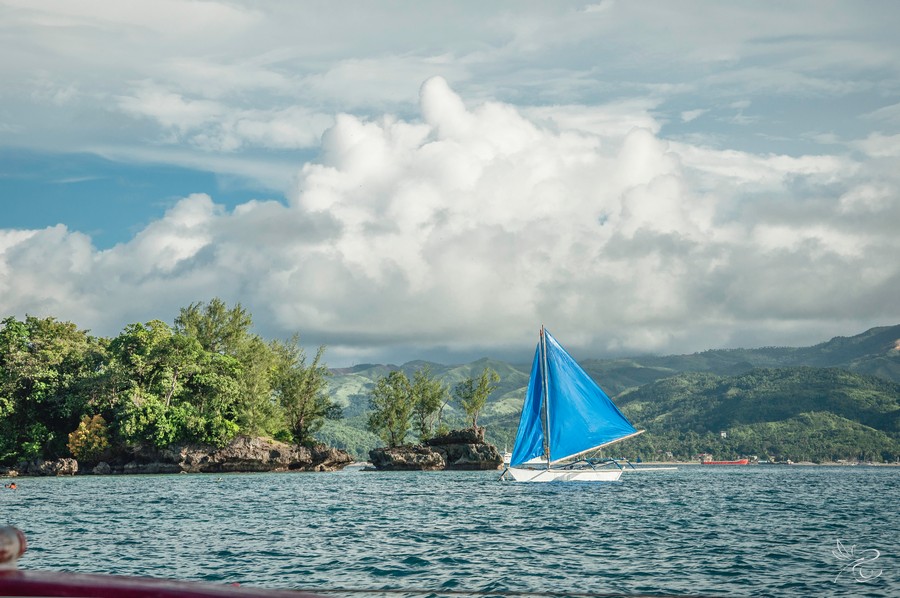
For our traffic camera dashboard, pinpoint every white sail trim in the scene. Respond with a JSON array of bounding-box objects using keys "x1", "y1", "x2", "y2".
[{"x1": 549, "y1": 429, "x2": 645, "y2": 466}]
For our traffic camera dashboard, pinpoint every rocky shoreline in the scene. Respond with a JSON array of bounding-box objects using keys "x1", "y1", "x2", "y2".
[
  {"x1": 368, "y1": 427, "x2": 503, "y2": 471},
  {"x1": 1, "y1": 435, "x2": 352, "y2": 477},
  {"x1": 2, "y1": 428, "x2": 507, "y2": 477}
]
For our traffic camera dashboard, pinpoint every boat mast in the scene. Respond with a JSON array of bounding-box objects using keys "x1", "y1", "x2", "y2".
[{"x1": 540, "y1": 325, "x2": 551, "y2": 469}]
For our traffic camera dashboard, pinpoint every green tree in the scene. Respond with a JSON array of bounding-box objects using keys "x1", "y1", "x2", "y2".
[
  {"x1": 174, "y1": 298, "x2": 252, "y2": 356},
  {"x1": 180, "y1": 350, "x2": 241, "y2": 446},
  {"x1": 106, "y1": 319, "x2": 242, "y2": 448},
  {"x1": 367, "y1": 370, "x2": 413, "y2": 447},
  {"x1": 271, "y1": 338, "x2": 336, "y2": 446},
  {"x1": 175, "y1": 298, "x2": 285, "y2": 440},
  {"x1": 0, "y1": 316, "x2": 101, "y2": 463},
  {"x1": 106, "y1": 320, "x2": 188, "y2": 401},
  {"x1": 454, "y1": 367, "x2": 500, "y2": 429},
  {"x1": 67, "y1": 414, "x2": 110, "y2": 462},
  {"x1": 411, "y1": 366, "x2": 448, "y2": 441},
  {"x1": 116, "y1": 393, "x2": 177, "y2": 448},
  {"x1": 233, "y1": 335, "x2": 284, "y2": 438}
]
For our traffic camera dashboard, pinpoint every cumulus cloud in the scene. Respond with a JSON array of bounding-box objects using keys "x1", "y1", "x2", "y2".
[
  {"x1": 3, "y1": 78, "x2": 897, "y2": 365},
  {"x1": 4, "y1": 1, "x2": 899, "y2": 210}
]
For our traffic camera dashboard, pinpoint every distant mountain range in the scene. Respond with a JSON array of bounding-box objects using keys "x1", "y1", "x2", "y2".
[
  {"x1": 581, "y1": 324, "x2": 900, "y2": 395},
  {"x1": 317, "y1": 325, "x2": 900, "y2": 462}
]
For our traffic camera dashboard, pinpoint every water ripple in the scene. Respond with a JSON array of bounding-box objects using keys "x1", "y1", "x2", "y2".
[{"x1": 2, "y1": 466, "x2": 898, "y2": 596}]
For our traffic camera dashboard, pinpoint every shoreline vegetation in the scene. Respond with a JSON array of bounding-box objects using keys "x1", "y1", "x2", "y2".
[
  {"x1": 1, "y1": 299, "x2": 348, "y2": 475},
  {"x1": 2, "y1": 300, "x2": 899, "y2": 470},
  {"x1": 5, "y1": 458, "x2": 898, "y2": 480}
]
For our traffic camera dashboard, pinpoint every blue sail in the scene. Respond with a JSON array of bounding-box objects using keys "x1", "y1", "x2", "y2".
[
  {"x1": 509, "y1": 328, "x2": 639, "y2": 468},
  {"x1": 509, "y1": 345, "x2": 545, "y2": 467},
  {"x1": 544, "y1": 330, "x2": 637, "y2": 462}
]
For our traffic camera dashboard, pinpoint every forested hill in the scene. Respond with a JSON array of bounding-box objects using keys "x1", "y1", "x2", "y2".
[
  {"x1": 617, "y1": 367, "x2": 900, "y2": 433},
  {"x1": 615, "y1": 367, "x2": 900, "y2": 462},
  {"x1": 579, "y1": 324, "x2": 900, "y2": 396},
  {"x1": 325, "y1": 325, "x2": 900, "y2": 415},
  {"x1": 320, "y1": 325, "x2": 900, "y2": 461}
]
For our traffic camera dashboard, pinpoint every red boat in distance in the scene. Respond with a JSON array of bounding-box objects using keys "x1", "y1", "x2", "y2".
[{"x1": 699, "y1": 454, "x2": 750, "y2": 465}]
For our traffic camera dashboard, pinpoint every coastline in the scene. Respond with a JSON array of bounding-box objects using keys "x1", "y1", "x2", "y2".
[
  {"x1": 6, "y1": 458, "x2": 899, "y2": 478},
  {"x1": 634, "y1": 460, "x2": 900, "y2": 467},
  {"x1": 0, "y1": 436, "x2": 353, "y2": 478}
]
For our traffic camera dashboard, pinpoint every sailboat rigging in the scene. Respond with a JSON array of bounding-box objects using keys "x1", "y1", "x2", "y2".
[{"x1": 501, "y1": 326, "x2": 644, "y2": 482}]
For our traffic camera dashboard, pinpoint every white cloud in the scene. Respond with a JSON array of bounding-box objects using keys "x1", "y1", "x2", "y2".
[
  {"x1": 839, "y1": 184, "x2": 894, "y2": 214},
  {"x1": 853, "y1": 133, "x2": 900, "y2": 158},
  {"x1": 2, "y1": 0, "x2": 260, "y2": 43},
  {"x1": 863, "y1": 102, "x2": 900, "y2": 125},
  {"x1": 681, "y1": 109, "x2": 706, "y2": 123},
  {"x1": 525, "y1": 99, "x2": 662, "y2": 138},
  {"x1": 2, "y1": 1, "x2": 900, "y2": 364},
  {"x1": 4, "y1": 78, "x2": 897, "y2": 365},
  {"x1": 117, "y1": 85, "x2": 227, "y2": 132},
  {"x1": 98, "y1": 194, "x2": 219, "y2": 275},
  {"x1": 115, "y1": 84, "x2": 331, "y2": 151}
]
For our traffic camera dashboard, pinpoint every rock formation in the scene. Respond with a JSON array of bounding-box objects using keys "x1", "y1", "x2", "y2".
[
  {"x1": 368, "y1": 445, "x2": 446, "y2": 471},
  {"x1": 427, "y1": 427, "x2": 504, "y2": 470},
  {"x1": 94, "y1": 435, "x2": 353, "y2": 475},
  {"x1": 1, "y1": 436, "x2": 352, "y2": 476},
  {"x1": 8, "y1": 458, "x2": 78, "y2": 476},
  {"x1": 368, "y1": 427, "x2": 503, "y2": 471}
]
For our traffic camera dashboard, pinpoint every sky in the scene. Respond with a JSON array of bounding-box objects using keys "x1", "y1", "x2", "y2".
[{"x1": 1, "y1": 1, "x2": 899, "y2": 367}]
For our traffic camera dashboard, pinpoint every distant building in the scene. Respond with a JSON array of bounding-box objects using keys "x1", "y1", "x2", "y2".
[{"x1": 720, "y1": 431, "x2": 727, "y2": 439}]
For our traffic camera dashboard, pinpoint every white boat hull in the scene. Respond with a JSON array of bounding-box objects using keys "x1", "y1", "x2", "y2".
[{"x1": 506, "y1": 467, "x2": 622, "y2": 482}]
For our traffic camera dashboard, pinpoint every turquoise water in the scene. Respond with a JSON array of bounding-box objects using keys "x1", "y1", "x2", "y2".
[{"x1": 1, "y1": 466, "x2": 897, "y2": 597}]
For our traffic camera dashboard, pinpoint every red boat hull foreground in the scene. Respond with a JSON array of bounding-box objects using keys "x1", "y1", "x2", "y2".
[
  {"x1": 0, "y1": 570, "x2": 325, "y2": 598},
  {"x1": 0, "y1": 526, "x2": 324, "y2": 598},
  {"x1": 701, "y1": 458, "x2": 750, "y2": 465}
]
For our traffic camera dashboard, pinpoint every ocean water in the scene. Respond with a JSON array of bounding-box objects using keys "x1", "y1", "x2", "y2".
[{"x1": 1, "y1": 465, "x2": 897, "y2": 597}]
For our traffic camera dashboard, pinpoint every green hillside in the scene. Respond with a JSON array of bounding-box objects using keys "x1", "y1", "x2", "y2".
[
  {"x1": 617, "y1": 367, "x2": 900, "y2": 462},
  {"x1": 581, "y1": 324, "x2": 900, "y2": 395},
  {"x1": 322, "y1": 326, "x2": 900, "y2": 462}
]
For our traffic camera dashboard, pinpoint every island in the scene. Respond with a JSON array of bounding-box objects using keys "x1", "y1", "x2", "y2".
[{"x1": 368, "y1": 427, "x2": 503, "y2": 471}]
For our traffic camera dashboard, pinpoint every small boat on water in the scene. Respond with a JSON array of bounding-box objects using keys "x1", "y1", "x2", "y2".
[{"x1": 501, "y1": 327, "x2": 644, "y2": 483}]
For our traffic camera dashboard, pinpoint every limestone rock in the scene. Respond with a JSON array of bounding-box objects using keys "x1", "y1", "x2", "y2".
[
  {"x1": 15, "y1": 458, "x2": 78, "y2": 476},
  {"x1": 96, "y1": 435, "x2": 352, "y2": 475},
  {"x1": 368, "y1": 445, "x2": 446, "y2": 471},
  {"x1": 308, "y1": 445, "x2": 355, "y2": 471},
  {"x1": 427, "y1": 427, "x2": 503, "y2": 470},
  {"x1": 427, "y1": 427, "x2": 486, "y2": 445},
  {"x1": 433, "y1": 443, "x2": 504, "y2": 470},
  {"x1": 369, "y1": 427, "x2": 503, "y2": 471}
]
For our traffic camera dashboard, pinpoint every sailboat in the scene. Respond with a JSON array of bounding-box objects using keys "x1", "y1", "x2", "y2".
[{"x1": 501, "y1": 327, "x2": 644, "y2": 482}]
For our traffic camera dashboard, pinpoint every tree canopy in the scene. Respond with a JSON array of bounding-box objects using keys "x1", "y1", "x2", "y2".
[
  {"x1": 272, "y1": 338, "x2": 339, "y2": 446},
  {"x1": 411, "y1": 366, "x2": 449, "y2": 441},
  {"x1": 0, "y1": 300, "x2": 336, "y2": 466},
  {"x1": 454, "y1": 367, "x2": 499, "y2": 428},
  {"x1": 365, "y1": 366, "x2": 451, "y2": 447},
  {"x1": 366, "y1": 370, "x2": 414, "y2": 447}
]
